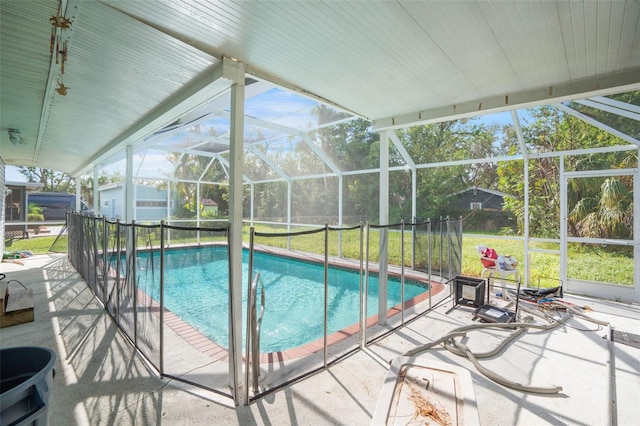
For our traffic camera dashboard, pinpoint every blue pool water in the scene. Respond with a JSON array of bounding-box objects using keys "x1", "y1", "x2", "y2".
[{"x1": 135, "y1": 246, "x2": 428, "y2": 352}]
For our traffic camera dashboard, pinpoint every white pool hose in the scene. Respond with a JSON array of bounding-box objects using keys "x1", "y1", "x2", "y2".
[
  {"x1": 401, "y1": 289, "x2": 624, "y2": 396},
  {"x1": 404, "y1": 316, "x2": 568, "y2": 394},
  {"x1": 452, "y1": 339, "x2": 563, "y2": 394},
  {"x1": 403, "y1": 331, "x2": 467, "y2": 357},
  {"x1": 442, "y1": 316, "x2": 569, "y2": 359}
]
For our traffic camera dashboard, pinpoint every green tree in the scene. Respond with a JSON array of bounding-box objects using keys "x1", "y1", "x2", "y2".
[
  {"x1": 165, "y1": 152, "x2": 230, "y2": 219},
  {"x1": 569, "y1": 91, "x2": 640, "y2": 140},
  {"x1": 276, "y1": 114, "x2": 381, "y2": 224},
  {"x1": 498, "y1": 98, "x2": 637, "y2": 237},
  {"x1": 17, "y1": 167, "x2": 74, "y2": 192},
  {"x1": 569, "y1": 177, "x2": 633, "y2": 240},
  {"x1": 16, "y1": 166, "x2": 109, "y2": 211},
  {"x1": 397, "y1": 119, "x2": 499, "y2": 221}
]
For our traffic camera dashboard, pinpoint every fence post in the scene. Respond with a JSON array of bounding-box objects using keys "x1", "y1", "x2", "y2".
[
  {"x1": 400, "y1": 220, "x2": 405, "y2": 325},
  {"x1": 115, "y1": 220, "x2": 121, "y2": 324},
  {"x1": 93, "y1": 217, "x2": 98, "y2": 293},
  {"x1": 364, "y1": 222, "x2": 371, "y2": 344},
  {"x1": 132, "y1": 221, "x2": 137, "y2": 347},
  {"x1": 323, "y1": 224, "x2": 329, "y2": 368},
  {"x1": 411, "y1": 217, "x2": 416, "y2": 270},
  {"x1": 359, "y1": 222, "x2": 365, "y2": 348},
  {"x1": 102, "y1": 217, "x2": 108, "y2": 302},
  {"x1": 428, "y1": 218, "x2": 432, "y2": 308},
  {"x1": 447, "y1": 216, "x2": 452, "y2": 280},
  {"x1": 159, "y1": 220, "x2": 165, "y2": 377},
  {"x1": 458, "y1": 216, "x2": 463, "y2": 277},
  {"x1": 378, "y1": 224, "x2": 389, "y2": 326},
  {"x1": 244, "y1": 227, "x2": 255, "y2": 402}
]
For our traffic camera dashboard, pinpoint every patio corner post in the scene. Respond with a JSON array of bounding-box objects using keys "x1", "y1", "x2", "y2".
[
  {"x1": 93, "y1": 165, "x2": 100, "y2": 216},
  {"x1": 226, "y1": 58, "x2": 246, "y2": 405},
  {"x1": 125, "y1": 144, "x2": 134, "y2": 222},
  {"x1": 74, "y1": 176, "x2": 82, "y2": 214}
]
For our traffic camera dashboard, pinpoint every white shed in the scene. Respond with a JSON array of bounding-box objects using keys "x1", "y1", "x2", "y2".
[{"x1": 98, "y1": 183, "x2": 175, "y2": 222}]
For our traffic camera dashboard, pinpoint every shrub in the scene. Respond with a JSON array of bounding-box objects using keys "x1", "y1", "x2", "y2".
[{"x1": 27, "y1": 213, "x2": 44, "y2": 222}]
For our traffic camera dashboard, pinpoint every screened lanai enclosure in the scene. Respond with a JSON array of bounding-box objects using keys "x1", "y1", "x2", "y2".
[
  {"x1": 61, "y1": 76, "x2": 638, "y2": 403},
  {"x1": 88, "y1": 77, "x2": 639, "y2": 306},
  {"x1": 2, "y1": 0, "x2": 639, "y2": 408}
]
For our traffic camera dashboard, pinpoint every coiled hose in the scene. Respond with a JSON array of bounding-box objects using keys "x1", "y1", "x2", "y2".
[
  {"x1": 404, "y1": 289, "x2": 614, "y2": 399},
  {"x1": 404, "y1": 315, "x2": 568, "y2": 394}
]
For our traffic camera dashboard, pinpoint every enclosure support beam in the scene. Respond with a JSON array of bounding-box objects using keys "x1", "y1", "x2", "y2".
[
  {"x1": 196, "y1": 182, "x2": 201, "y2": 227},
  {"x1": 338, "y1": 175, "x2": 343, "y2": 227},
  {"x1": 559, "y1": 157, "x2": 567, "y2": 290},
  {"x1": 412, "y1": 169, "x2": 417, "y2": 222},
  {"x1": 93, "y1": 166, "x2": 99, "y2": 216},
  {"x1": 287, "y1": 180, "x2": 292, "y2": 234},
  {"x1": 250, "y1": 183, "x2": 255, "y2": 227},
  {"x1": 378, "y1": 130, "x2": 390, "y2": 325},
  {"x1": 635, "y1": 151, "x2": 640, "y2": 303},
  {"x1": 227, "y1": 60, "x2": 246, "y2": 405},
  {"x1": 75, "y1": 176, "x2": 81, "y2": 213},
  {"x1": 513, "y1": 110, "x2": 530, "y2": 285},
  {"x1": 338, "y1": 175, "x2": 344, "y2": 256},
  {"x1": 165, "y1": 183, "x2": 171, "y2": 224},
  {"x1": 556, "y1": 103, "x2": 640, "y2": 147},
  {"x1": 126, "y1": 145, "x2": 134, "y2": 222},
  {"x1": 389, "y1": 131, "x2": 417, "y2": 226}
]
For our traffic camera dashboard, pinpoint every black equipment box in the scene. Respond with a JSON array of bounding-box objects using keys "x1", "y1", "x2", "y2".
[
  {"x1": 473, "y1": 304, "x2": 516, "y2": 323},
  {"x1": 454, "y1": 276, "x2": 485, "y2": 308}
]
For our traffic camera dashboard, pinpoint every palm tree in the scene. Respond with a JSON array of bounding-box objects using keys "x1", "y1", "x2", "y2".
[{"x1": 569, "y1": 177, "x2": 632, "y2": 240}]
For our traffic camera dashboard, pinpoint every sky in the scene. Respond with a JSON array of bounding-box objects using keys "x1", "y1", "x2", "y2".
[{"x1": 6, "y1": 165, "x2": 23, "y2": 181}]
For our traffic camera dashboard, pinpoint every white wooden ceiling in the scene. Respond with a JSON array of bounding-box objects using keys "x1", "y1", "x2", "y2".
[{"x1": 1, "y1": 0, "x2": 639, "y2": 176}]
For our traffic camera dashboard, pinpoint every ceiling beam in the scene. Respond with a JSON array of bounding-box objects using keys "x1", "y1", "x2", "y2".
[
  {"x1": 373, "y1": 68, "x2": 640, "y2": 130},
  {"x1": 33, "y1": 0, "x2": 72, "y2": 165}
]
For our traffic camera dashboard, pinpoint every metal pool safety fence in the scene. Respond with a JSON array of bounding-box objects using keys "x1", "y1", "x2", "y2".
[{"x1": 66, "y1": 214, "x2": 462, "y2": 405}]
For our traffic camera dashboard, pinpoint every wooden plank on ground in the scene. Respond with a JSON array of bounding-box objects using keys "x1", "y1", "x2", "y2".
[
  {"x1": 1, "y1": 281, "x2": 7, "y2": 314},
  {"x1": 0, "y1": 287, "x2": 34, "y2": 328}
]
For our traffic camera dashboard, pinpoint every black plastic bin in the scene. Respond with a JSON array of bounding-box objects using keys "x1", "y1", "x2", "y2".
[{"x1": 0, "y1": 346, "x2": 56, "y2": 426}]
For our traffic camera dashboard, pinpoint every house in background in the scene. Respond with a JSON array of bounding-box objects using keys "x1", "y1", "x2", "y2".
[
  {"x1": 3, "y1": 181, "x2": 44, "y2": 238},
  {"x1": 4, "y1": 181, "x2": 44, "y2": 223},
  {"x1": 201, "y1": 199, "x2": 218, "y2": 215},
  {"x1": 99, "y1": 182, "x2": 176, "y2": 221},
  {"x1": 447, "y1": 187, "x2": 515, "y2": 232},
  {"x1": 448, "y1": 187, "x2": 507, "y2": 211}
]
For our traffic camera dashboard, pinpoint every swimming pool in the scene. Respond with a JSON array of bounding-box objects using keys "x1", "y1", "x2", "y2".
[{"x1": 135, "y1": 246, "x2": 430, "y2": 353}]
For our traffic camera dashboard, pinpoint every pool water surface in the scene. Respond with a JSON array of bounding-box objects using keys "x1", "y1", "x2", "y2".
[{"x1": 135, "y1": 246, "x2": 430, "y2": 352}]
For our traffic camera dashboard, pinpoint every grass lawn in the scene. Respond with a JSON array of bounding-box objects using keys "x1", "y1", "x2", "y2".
[
  {"x1": 5, "y1": 235, "x2": 67, "y2": 255},
  {"x1": 5, "y1": 226, "x2": 633, "y2": 288}
]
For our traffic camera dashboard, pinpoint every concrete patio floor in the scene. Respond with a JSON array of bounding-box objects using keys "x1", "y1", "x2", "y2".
[{"x1": 1, "y1": 253, "x2": 639, "y2": 425}]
